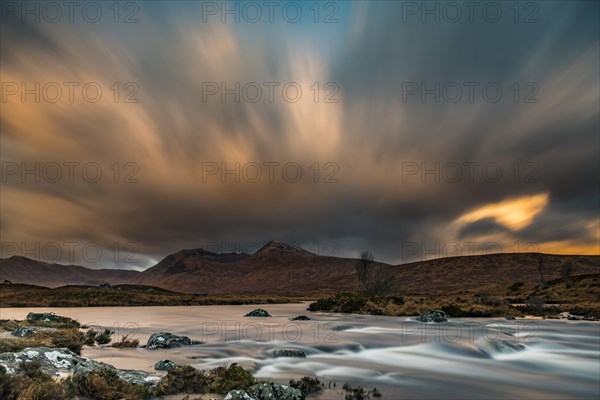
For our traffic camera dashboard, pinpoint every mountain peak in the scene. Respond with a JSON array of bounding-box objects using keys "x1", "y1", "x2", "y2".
[
  {"x1": 165, "y1": 247, "x2": 250, "y2": 264},
  {"x1": 256, "y1": 240, "x2": 308, "y2": 254}
]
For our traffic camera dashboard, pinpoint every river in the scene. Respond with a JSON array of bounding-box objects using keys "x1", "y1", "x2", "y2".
[{"x1": 1, "y1": 303, "x2": 598, "y2": 399}]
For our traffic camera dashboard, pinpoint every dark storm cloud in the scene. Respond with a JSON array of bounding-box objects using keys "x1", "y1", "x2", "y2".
[
  {"x1": 0, "y1": 1, "x2": 598, "y2": 267},
  {"x1": 459, "y1": 218, "x2": 510, "y2": 239}
]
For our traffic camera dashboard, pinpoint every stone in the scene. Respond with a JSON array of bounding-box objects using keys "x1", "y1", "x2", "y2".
[
  {"x1": 417, "y1": 309, "x2": 448, "y2": 323},
  {"x1": 290, "y1": 316, "x2": 311, "y2": 321},
  {"x1": 154, "y1": 359, "x2": 177, "y2": 371},
  {"x1": 0, "y1": 347, "x2": 80, "y2": 376},
  {"x1": 244, "y1": 309, "x2": 271, "y2": 317},
  {"x1": 247, "y1": 382, "x2": 274, "y2": 399},
  {"x1": 272, "y1": 383, "x2": 304, "y2": 400},
  {"x1": 505, "y1": 316, "x2": 516, "y2": 320},
  {"x1": 224, "y1": 390, "x2": 256, "y2": 400},
  {"x1": 247, "y1": 382, "x2": 305, "y2": 400},
  {"x1": 11, "y1": 326, "x2": 36, "y2": 337},
  {"x1": 73, "y1": 358, "x2": 161, "y2": 386},
  {"x1": 26, "y1": 312, "x2": 78, "y2": 326},
  {"x1": 146, "y1": 332, "x2": 196, "y2": 349},
  {"x1": 273, "y1": 348, "x2": 307, "y2": 358},
  {"x1": 0, "y1": 346, "x2": 160, "y2": 386}
]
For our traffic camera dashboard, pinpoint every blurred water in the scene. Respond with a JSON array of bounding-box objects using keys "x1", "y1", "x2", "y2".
[{"x1": 1, "y1": 303, "x2": 599, "y2": 399}]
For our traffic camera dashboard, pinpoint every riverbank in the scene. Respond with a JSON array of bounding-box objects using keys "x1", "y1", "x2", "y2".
[{"x1": 0, "y1": 284, "x2": 307, "y2": 308}]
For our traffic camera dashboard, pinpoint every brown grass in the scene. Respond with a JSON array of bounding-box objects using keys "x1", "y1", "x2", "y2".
[
  {"x1": 309, "y1": 274, "x2": 600, "y2": 318},
  {"x1": 110, "y1": 334, "x2": 139, "y2": 348}
]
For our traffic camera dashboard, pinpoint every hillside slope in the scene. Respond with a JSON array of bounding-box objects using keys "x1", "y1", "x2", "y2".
[{"x1": 1, "y1": 242, "x2": 598, "y2": 295}]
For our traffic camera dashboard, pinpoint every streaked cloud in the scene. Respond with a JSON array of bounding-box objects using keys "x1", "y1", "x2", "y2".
[{"x1": 0, "y1": 1, "x2": 598, "y2": 267}]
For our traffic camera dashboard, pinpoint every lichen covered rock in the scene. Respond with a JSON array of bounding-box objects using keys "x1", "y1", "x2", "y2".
[{"x1": 417, "y1": 309, "x2": 448, "y2": 323}]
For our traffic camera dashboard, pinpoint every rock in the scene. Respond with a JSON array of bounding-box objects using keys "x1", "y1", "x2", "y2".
[
  {"x1": 74, "y1": 358, "x2": 161, "y2": 386},
  {"x1": 11, "y1": 326, "x2": 36, "y2": 337},
  {"x1": 119, "y1": 369, "x2": 162, "y2": 386},
  {"x1": 244, "y1": 309, "x2": 271, "y2": 317},
  {"x1": 247, "y1": 382, "x2": 275, "y2": 399},
  {"x1": 154, "y1": 359, "x2": 177, "y2": 371},
  {"x1": 146, "y1": 332, "x2": 196, "y2": 349},
  {"x1": 273, "y1": 348, "x2": 307, "y2": 358},
  {"x1": 567, "y1": 315, "x2": 585, "y2": 320},
  {"x1": 290, "y1": 316, "x2": 311, "y2": 321},
  {"x1": 247, "y1": 382, "x2": 305, "y2": 400},
  {"x1": 585, "y1": 316, "x2": 598, "y2": 321},
  {"x1": 273, "y1": 383, "x2": 304, "y2": 400},
  {"x1": 505, "y1": 316, "x2": 516, "y2": 320},
  {"x1": 417, "y1": 309, "x2": 448, "y2": 323},
  {"x1": 224, "y1": 390, "x2": 256, "y2": 400},
  {"x1": 0, "y1": 347, "x2": 80, "y2": 377},
  {"x1": 26, "y1": 312, "x2": 78, "y2": 326},
  {"x1": 72, "y1": 358, "x2": 110, "y2": 377},
  {"x1": 0, "y1": 347, "x2": 160, "y2": 386}
]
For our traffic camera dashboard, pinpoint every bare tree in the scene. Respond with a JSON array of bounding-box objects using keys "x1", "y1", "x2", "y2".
[
  {"x1": 562, "y1": 261, "x2": 573, "y2": 288},
  {"x1": 355, "y1": 251, "x2": 373, "y2": 295},
  {"x1": 355, "y1": 251, "x2": 397, "y2": 297},
  {"x1": 537, "y1": 255, "x2": 545, "y2": 287},
  {"x1": 368, "y1": 268, "x2": 396, "y2": 297}
]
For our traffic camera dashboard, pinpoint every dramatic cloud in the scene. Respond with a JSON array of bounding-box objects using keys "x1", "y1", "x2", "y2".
[
  {"x1": 1, "y1": 1, "x2": 598, "y2": 268},
  {"x1": 457, "y1": 193, "x2": 550, "y2": 231}
]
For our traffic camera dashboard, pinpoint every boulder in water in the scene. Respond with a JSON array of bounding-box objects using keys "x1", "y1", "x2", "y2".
[
  {"x1": 244, "y1": 309, "x2": 271, "y2": 317},
  {"x1": 290, "y1": 315, "x2": 311, "y2": 321},
  {"x1": 273, "y1": 348, "x2": 307, "y2": 358},
  {"x1": 146, "y1": 332, "x2": 196, "y2": 349},
  {"x1": 417, "y1": 309, "x2": 448, "y2": 323},
  {"x1": 26, "y1": 312, "x2": 78, "y2": 326}
]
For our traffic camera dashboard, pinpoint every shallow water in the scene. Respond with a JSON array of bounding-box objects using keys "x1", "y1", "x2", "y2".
[{"x1": 1, "y1": 303, "x2": 599, "y2": 399}]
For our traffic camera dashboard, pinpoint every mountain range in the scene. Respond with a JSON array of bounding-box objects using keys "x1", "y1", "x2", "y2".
[{"x1": 1, "y1": 240, "x2": 598, "y2": 295}]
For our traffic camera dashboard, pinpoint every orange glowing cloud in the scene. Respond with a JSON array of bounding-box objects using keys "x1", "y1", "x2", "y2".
[{"x1": 457, "y1": 193, "x2": 550, "y2": 230}]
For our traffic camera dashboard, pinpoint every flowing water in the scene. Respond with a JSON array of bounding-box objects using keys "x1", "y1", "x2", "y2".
[{"x1": 1, "y1": 303, "x2": 599, "y2": 399}]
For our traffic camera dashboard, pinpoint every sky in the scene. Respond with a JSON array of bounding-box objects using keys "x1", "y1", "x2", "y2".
[{"x1": 1, "y1": 0, "x2": 599, "y2": 269}]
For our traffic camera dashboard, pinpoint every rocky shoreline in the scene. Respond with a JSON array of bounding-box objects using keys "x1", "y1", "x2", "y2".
[{"x1": 0, "y1": 310, "x2": 345, "y2": 399}]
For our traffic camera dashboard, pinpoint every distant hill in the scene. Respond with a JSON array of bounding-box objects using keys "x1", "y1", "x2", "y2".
[
  {"x1": 1, "y1": 241, "x2": 598, "y2": 295},
  {"x1": 0, "y1": 256, "x2": 139, "y2": 287},
  {"x1": 393, "y1": 252, "x2": 600, "y2": 294}
]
